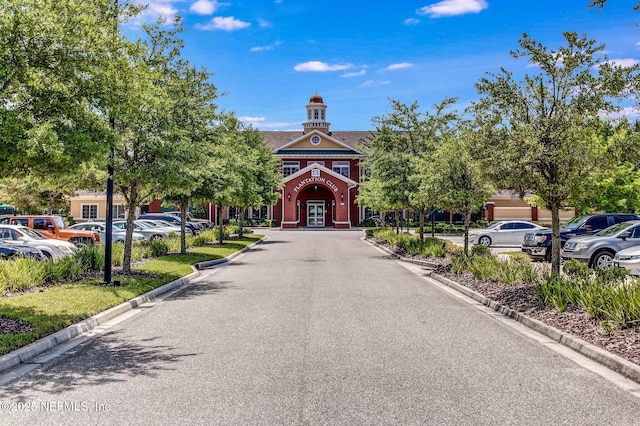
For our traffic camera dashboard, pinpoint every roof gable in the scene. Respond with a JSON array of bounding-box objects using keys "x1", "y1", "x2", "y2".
[{"x1": 275, "y1": 130, "x2": 364, "y2": 154}]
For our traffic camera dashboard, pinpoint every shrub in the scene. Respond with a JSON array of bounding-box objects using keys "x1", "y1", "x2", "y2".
[
  {"x1": 43, "y1": 255, "x2": 84, "y2": 283},
  {"x1": 471, "y1": 244, "x2": 492, "y2": 257},
  {"x1": 563, "y1": 259, "x2": 591, "y2": 280},
  {"x1": 451, "y1": 254, "x2": 469, "y2": 274},
  {"x1": 145, "y1": 238, "x2": 170, "y2": 257},
  {"x1": 0, "y1": 257, "x2": 47, "y2": 293},
  {"x1": 507, "y1": 252, "x2": 531, "y2": 267},
  {"x1": 75, "y1": 245, "x2": 104, "y2": 272}
]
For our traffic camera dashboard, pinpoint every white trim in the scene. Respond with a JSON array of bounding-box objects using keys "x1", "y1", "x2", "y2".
[
  {"x1": 276, "y1": 129, "x2": 365, "y2": 154},
  {"x1": 284, "y1": 163, "x2": 358, "y2": 188}
]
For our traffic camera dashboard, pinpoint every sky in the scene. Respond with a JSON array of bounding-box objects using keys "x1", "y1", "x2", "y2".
[{"x1": 124, "y1": 0, "x2": 640, "y2": 131}]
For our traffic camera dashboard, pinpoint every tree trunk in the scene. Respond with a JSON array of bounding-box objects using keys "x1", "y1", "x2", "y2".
[
  {"x1": 381, "y1": 212, "x2": 386, "y2": 227},
  {"x1": 419, "y1": 209, "x2": 425, "y2": 242},
  {"x1": 218, "y1": 203, "x2": 224, "y2": 244},
  {"x1": 463, "y1": 210, "x2": 472, "y2": 257},
  {"x1": 179, "y1": 199, "x2": 189, "y2": 255},
  {"x1": 238, "y1": 208, "x2": 244, "y2": 238},
  {"x1": 551, "y1": 203, "x2": 561, "y2": 275},
  {"x1": 431, "y1": 208, "x2": 435, "y2": 238}
]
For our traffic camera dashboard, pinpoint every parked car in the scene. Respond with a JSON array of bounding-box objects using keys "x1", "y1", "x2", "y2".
[
  {"x1": 0, "y1": 239, "x2": 45, "y2": 260},
  {"x1": 521, "y1": 213, "x2": 640, "y2": 261},
  {"x1": 0, "y1": 215, "x2": 100, "y2": 246},
  {"x1": 613, "y1": 245, "x2": 640, "y2": 275},
  {"x1": 561, "y1": 221, "x2": 640, "y2": 269},
  {"x1": 113, "y1": 221, "x2": 170, "y2": 241},
  {"x1": 136, "y1": 219, "x2": 190, "y2": 235},
  {"x1": 164, "y1": 211, "x2": 212, "y2": 228},
  {"x1": 69, "y1": 222, "x2": 145, "y2": 244},
  {"x1": 0, "y1": 224, "x2": 77, "y2": 260},
  {"x1": 137, "y1": 213, "x2": 202, "y2": 234},
  {"x1": 469, "y1": 220, "x2": 545, "y2": 247}
]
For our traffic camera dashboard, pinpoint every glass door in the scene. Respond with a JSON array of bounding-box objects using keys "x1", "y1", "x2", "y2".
[{"x1": 307, "y1": 202, "x2": 325, "y2": 227}]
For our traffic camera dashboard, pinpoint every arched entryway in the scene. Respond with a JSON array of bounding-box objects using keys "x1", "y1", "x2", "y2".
[
  {"x1": 297, "y1": 185, "x2": 334, "y2": 227},
  {"x1": 280, "y1": 164, "x2": 357, "y2": 229}
]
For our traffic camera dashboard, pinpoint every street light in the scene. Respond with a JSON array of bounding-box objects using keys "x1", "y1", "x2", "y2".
[{"x1": 103, "y1": 0, "x2": 118, "y2": 285}]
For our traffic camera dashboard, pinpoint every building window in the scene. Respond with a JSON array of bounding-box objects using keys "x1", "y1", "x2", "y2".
[
  {"x1": 251, "y1": 206, "x2": 269, "y2": 220},
  {"x1": 113, "y1": 204, "x2": 126, "y2": 219},
  {"x1": 228, "y1": 206, "x2": 238, "y2": 220},
  {"x1": 308, "y1": 110, "x2": 311, "y2": 120},
  {"x1": 314, "y1": 109, "x2": 319, "y2": 119},
  {"x1": 82, "y1": 204, "x2": 98, "y2": 220},
  {"x1": 332, "y1": 161, "x2": 350, "y2": 178},
  {"x1": 282, "y1": 161, "x2": 300, "y2": 177},
  {"x1": 321, "y1": 110, "x2": 325, "y2": 120},
  {"x1": 311, "y1": 135, "x2": 321, "y2": 145}
]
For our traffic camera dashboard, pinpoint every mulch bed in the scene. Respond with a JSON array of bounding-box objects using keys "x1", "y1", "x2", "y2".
[{"x1": 369, "y1": 237, "x2": 640, "y2": 367}]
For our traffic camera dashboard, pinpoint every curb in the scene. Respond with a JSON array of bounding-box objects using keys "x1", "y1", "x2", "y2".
[
  {"x1": 0, "y1": 236, "x2": 265, "y2": 375},
  {"x1": 365, "y1": 237, "x2": 640, "y2": 385}
]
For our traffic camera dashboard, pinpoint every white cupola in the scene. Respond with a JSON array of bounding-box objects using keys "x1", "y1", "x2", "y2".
[{"x1": 303, "y1": 93, "x2": 331, "y2": 134}]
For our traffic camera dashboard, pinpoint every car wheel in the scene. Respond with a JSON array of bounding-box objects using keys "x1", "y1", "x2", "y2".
[
  {"x1": 478, "y1": 236, "x2": 491, "y2": 247},
  {"x1": 151, "y1": 234, "x2": 163, "y2": 240},
  {"x1": 591, "y1": 251, "x2": 615, "y2": 269},
  {"x1": 41, "y1": 251, "x2": 52, "y2": 260}
]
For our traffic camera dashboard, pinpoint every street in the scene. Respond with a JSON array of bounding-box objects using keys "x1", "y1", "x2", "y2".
[{"x1": 0, "y1": 229, "x2": 638, "y2": 425}]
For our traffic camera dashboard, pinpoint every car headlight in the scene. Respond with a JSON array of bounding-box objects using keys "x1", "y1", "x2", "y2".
[
  {"x1": 616, "y1": 254, "x2": 640, "y2": 260},
  {"x1": 534, "y1": 235, "x2": 547, "y2": 243},
  {"x1": 574, "y1": 242, "x2": 591, "y2": 250}
]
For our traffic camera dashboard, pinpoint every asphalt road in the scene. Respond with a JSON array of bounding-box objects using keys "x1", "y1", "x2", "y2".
[{"x1": 0, "y1": 229, "x2": 639, "y2": 425}]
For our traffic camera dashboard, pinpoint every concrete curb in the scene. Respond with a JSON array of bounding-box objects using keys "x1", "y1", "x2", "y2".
[
  {"x1": 0, "y1": 236, "x2": 265, "y2": 375},
  {"x1": 364, "y1": 237, "x2": 640, "y2": 384}
]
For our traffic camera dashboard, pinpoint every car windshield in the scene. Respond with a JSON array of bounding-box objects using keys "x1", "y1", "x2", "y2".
[
  {"x1": 54, "y1": 216, "x2": 66, "y2": 229},
  {"x1": 20, "y1": 227, "x2": 46, "y2": 240},
  {"x1": 595, "y1": 222, "x2": 634, "y2": 237},
  {"x1": 562, "y1": 215, "x2": 588, "y2": 230},
  {"x1": 155, "y1": 220, "x2": 176, "y2": 227},
  {"x1": 486, "y1": 222, "x2": 502, "y2": 230},
  {"x1": 135, "y1": 220, "x2": 154, "y2": 229}
]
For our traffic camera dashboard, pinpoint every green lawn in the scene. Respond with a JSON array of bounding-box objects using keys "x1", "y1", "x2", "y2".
[{"x1": 0, "y1": 235, "x2": 262, "y2": 355}]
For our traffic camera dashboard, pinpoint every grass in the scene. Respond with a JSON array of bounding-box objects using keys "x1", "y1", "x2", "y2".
[{"x1": 0, "y1": 235, "x2": 262, "y2": 355}]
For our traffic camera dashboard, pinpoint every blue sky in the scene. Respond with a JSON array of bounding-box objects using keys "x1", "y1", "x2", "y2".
[{"x1": 126, "y1": 0, "x2": 640, "y2": 130}]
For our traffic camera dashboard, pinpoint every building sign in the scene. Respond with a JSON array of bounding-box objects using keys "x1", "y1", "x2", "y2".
[{"x1": 292, "y1": 175, "x2": 340, "y2": 193}]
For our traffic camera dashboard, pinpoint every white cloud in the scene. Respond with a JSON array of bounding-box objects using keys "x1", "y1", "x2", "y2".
[
  {"x1": 238, "y1": 116, "x2": 299, "y2": 130},
  {"x1": 190, "y1": 0, "x2": 220, "y2": 15},
  {"x1": 606, "y1": 58, "x2": 639, "y2": 67},
  {"x1": 360, "y1": 80, "x2": 391, "y2": 87},
  {"x1": 382, "y1": 62, "x2": 413, "y2": 71},
  {"x1": 129, "y1": 0, "x2": 178, "y2": 25},
  {"x1": 602, "y1": 107, "x2": 640, "y2": 120},
  {"x1": 341, "y1": 70, "x2": 366, "y2": 78},
  {"x1": 417, "y1": 0, "x2": 488, "y2": 18},
  {"x1": 198, "y1": 16, "x2": 251, "y2": 31},
  {"x1": 404, "y1": 18, "x2": 420, "y2": 25},
  {"x1": 294, "y1": 61, "x2": 353, "y2": 72},
  {"x1": 250, "y1": 41, "x2": 283, "y2": 52},
  {"x1": 258, "y1": 19, "x2": 272, "y2": 28}
]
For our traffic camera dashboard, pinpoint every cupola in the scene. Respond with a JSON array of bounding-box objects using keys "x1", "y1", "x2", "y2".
[{"x1": 303, "y1": 93, "x2": 331, "y2": 134}]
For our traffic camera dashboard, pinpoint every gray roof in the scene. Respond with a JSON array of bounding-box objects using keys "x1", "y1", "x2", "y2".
[{"x1": 261, "y1": 131, "x2": 374, "y2": 150}]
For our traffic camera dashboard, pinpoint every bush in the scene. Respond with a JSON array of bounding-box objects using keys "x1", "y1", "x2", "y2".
[
  {"x1": 563, "y1": 259, "x2": 591, "y2": 280},
  {"x1": 0, "y1": 257, "x2": 47, "y2": 293},
  {"x1": 75, "y1": 245, "x2": 104, "y2": 272},
  {"x1": 471, "y1": 244, "x2": 492, "y2": 257}
]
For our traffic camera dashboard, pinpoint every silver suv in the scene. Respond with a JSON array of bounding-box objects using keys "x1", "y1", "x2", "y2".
[{"x1": 561, "y1": 221, "x2": 640, "y2": 268}]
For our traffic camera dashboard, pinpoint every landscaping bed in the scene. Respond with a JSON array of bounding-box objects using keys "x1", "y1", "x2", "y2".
[{"x1": 367, "y1": 232, "x2": 640, "y2": 368}]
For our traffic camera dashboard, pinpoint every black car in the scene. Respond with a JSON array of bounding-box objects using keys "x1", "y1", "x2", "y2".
[{"x1": 0, "y1": 239, "x2": 45, "y2": 260}]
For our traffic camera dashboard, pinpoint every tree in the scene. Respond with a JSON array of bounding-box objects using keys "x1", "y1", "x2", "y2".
[
  {"x1": 0, "y1": 0, "x2": 138, "y2": 181},
  {"x1": 428, "y1": 133, "x2": 495, "y2": 256},
  {"x1": 588, "y1": 0, "x2": 640, "y2": 10},
  {"x1": 358, "y1": 98, "x2": 458, "y2": 237},
  {"x1": 472, "y1": 32, "x2": 638, "y2": 273}
]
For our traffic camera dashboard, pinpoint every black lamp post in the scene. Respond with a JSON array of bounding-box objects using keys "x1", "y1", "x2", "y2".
[{"x1": 103, "y1": 0, "x2": 118, "y2": 285}]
